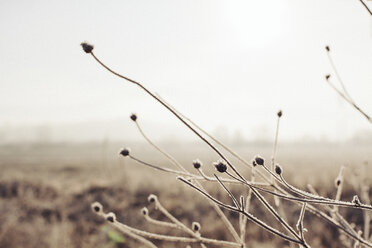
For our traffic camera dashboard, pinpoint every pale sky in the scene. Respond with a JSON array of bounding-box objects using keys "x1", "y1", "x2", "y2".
[{"x1": 0, "y1": 0, "x2": 371, "y2": 142}]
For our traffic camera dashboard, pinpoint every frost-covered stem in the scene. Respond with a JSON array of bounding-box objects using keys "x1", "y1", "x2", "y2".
[{"x1": 89, "y1": 51, "x2": 245, "y2": 181}]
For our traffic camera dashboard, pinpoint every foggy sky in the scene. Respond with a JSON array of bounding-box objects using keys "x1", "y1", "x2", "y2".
[{"x1": 0, "y1": 0, "x2": 371, "y2": 142}]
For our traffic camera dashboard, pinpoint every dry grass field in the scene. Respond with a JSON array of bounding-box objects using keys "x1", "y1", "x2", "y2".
[{"x1": 0, "y1": 141, "x2": 371, "y2": 248}]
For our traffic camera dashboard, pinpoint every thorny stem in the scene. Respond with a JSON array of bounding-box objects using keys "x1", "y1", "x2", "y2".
[{"x1": 89, "y1": 51, "x2": 245, "y2": 181}]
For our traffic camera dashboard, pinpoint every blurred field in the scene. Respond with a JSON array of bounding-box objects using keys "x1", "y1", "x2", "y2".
[{"x1": 0, "y1": 141, "x2": 371, "y2": 248}]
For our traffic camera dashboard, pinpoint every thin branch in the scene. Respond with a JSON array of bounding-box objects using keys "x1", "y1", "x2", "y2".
[
  {"x1": 89, "y1": 50, "x2": 245, "y2": 180},
  {"x1": 178, "y1": 177, "x2": 306, "y2": 246},
  {"x1": 359, "y1": 0, "x2": 372, "y2": 15}
]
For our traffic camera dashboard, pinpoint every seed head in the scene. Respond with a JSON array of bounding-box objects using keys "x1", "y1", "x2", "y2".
[
  {"x1": 252, "y1": 160, "x2": 257, "y2": 167},
  {"x1": 275, "y1": 164, "x2": 282, "y2": 175},
  {"x1": 325, "y1": 74, "x2": 331, "y2": 81},
  {"x1": 119, "y1": 148, "x2": 130, "y2": 157},
  {"x1": 106, "y1": 212, "x2": 116, "y2": 223},
  {"x1": 325, "y1": 45, "x2": 330, "y2": 52},
  {"x1": 81, "y1": 42, "x2": 94, "y2": 54},
  {"x1": 91, "y1": 202, "x2": 103, "y2": 213},
  {"x1": 352, "y1": 195, "x2": 361, "y2": 206},
  {"x1": 214, "y1": 160, "x2": 227, "y2": 173},
  {"x1": 130, "y1": 113, "x2": 137, "y2": 122},
  {"x1": 254, "y1": 156, "x2": 265, "y2": 166},
  {"x1": 192, "y1": 222, "x2": 201, "y2": 232},
  {"x1": 148, "y1": 194, "x2": 157, "y2": 203},
  {"x1": 141, "y1": 207, "x2": 148, "y2": 216},
  {"x1": 335, "y1": 178, "x2": 342, "y2": 187},
  {"x1": 193, "y1": 159, "x2": 202, "y2": 169},
  {"x1": 277, "y1": 110, "x2": 282, "y2": 118}
]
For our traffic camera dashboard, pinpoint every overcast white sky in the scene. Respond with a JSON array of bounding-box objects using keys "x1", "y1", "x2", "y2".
[{"x1": 0, "y1": 0, "x2": 371, "y2": 142}]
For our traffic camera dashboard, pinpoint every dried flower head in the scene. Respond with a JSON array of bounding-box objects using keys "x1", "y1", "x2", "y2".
[
  {"x1": 148, "y1": 194, "x2": 157, "y2": 203},
  {"x1": 193, "y1": 159, "x2": 202, "y2": 169},
  {"x1": 275, "y1": 164, "x2": 282, "y2": 175},
  {"x1": 81, "y1": 42, "x2": 94, "y2": 54},
  {"x1": 141, "y1": 207, "x2": 148, "y2": 216},
  {"x1": 106, "y1": 212, "x2": 116, "y2": 223},
  {"x1": 252, "y1": 160, "x2": 257, "y2": 167},
  {"x1": 325, "y1": 74, "x2": 331, "y2": 81},
  {"x1": 254, "y1": 156, "x2": 265, "y2": 166},
  {"x1": 91, "y1": 202, "x2": 103, "y2": 213},
  {"x1": 130, "y1": 113, "x2": 137, "y2": 122},
  {"x1": 192, "y1": 222, "x2": 201, "y2": 232},
  {"x1": 214, "y1": 160, "x2": 227, "y2": 173},
  {"x1": 277, "y1": 110, "x2": 283, "y2": 118},
  {"x1": 335, "y1": 178, "x2": 342, "y2": 187},
  {"x1": 119, "y1": 148, "x2": 130, "y2": 157},
  {"x1": 325, "y1": 45, "x2": 330, "y2": 52}
]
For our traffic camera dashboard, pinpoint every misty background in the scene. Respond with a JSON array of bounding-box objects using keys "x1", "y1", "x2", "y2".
[{"x1": 1, "y1": 0, "x2": 372, "y2": 144}]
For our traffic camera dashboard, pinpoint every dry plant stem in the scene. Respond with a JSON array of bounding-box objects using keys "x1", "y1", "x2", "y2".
[
  {"x1": 325, "y1": 52, "x2": 372, "y2": 123},
  {"x1": 226, "y1": 170, "x2": 372, "y2": 246},
  {"x1": 237, "y1": 171, "x2": 372, "y2": 211},
  {"x1": 89, "y1": 52, "x2": 245, "y2": 181},
  {"x1": 360, "y1": 164, "x2": 371, "y2": 240},
  {"x1": 240, "y1": 167, "x2": 255, "y2": 244},
  {"x1": 114, "y1": 218, "x2": 240, "y2": 247},
  {"x1": 307, "y1": 184, "x2": 360, "y2": 239},
  {"x1": 223, "y1": 172, "x2": 303, "y2": 242},
  {"x1": 296, "y1": 203, "x2": 307, "y2": 241},
  {"x1": 334, "y1": 167, "x2": 345, "y2": 213},
  {"x1": 326, "y1": 52, "x2": 352, "y2": 101},
  {"x1": 272, "y1": 114, "x2": 281, "y2": 207},
  {"x1": 95, "y1": 207, "x2": 241, "y2": 247},
  {"x1": 135, "y1": 120, "x2": 185, "y2": 171},
  {"x1": 131, "y1": 122, "x2": 242, "y2": 243},
  {"x1": 99, "y1": 214, "x2": 158, "y2": 248},
  {"x1": 144, "y1": 214, "x2": 179, "y2": 229},
  {"x1": 130, "y1": 125, "x2": 241, "y2": 243},
  {"x1": 214, "y1": 174, "x2": 241, "y2": 209},
  {"x1": 178, "y1": 177, "x2": 308, "y2": 247},
  {"x1": 128, "y1": 153, "x2": 262, "y2": 186},
  {"x1": 228, "y1": 165, "x2": 372, "y2": 246},
  {"x1": 156, "y1": 93, "x2": 274, "y2": 183},
  {"x1": 359, "y1": 0, "x2": 372, "y2": 15}
]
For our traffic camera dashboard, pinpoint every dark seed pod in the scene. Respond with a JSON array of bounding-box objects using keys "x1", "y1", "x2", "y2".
[
  {"x1": 141, "y1": 207, "x2": 148, "y2": 216},
  {"x1": 106, "y1": 212, "x2": 116, "y2": 223},
  {"x1": 91, "y1": 202, "x2": 103, "y2": 213},
  {"x1": 119, "y1": 148, "x2": 130, "y2": 157},
  {"x1": 214, "y1": 160, "x2": 227, "y2": 173},
  {"x1": 254, "y1": 156, "x2": 264, "y2": 166},
  {"x1": 148, "y1": 194, "x2": 157, "y2": 203},
  {"x1": 81, "y1": 42, "x2": 94, "y2": 53},
  {"x1": 192, "y1": 222, "x2": 201, "y2": 232},
  {"x1": 130, "y1": 113, "x2": 137, "y2": 122},
  {"x1": 277, "y1": 110, "x2": 282, "y2": 118},
  {"x1": 193, "y1": 159, "x2": 202, "y2": 169},
  {"x1": 325, "y1": 46, "x2": 330, "y2": 52},
  {"x1": 335, "y1": 178, "x2": 341, "y2": 187},
  {"x1": 325, "y1": 74, "x2": 331, "y2": 80},
  {"x1": 275, "y1": 164, "x2": 282, "y2": 175}
]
